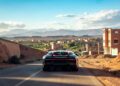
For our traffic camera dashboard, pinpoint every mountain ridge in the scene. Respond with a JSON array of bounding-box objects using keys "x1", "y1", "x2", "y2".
[{"x1": 0, "y1": 29, "x2": 103, "y2": 37}]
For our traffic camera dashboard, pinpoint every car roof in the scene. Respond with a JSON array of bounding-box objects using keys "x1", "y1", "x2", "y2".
[{"x1": 48, "y1": 50, "x2": 73, "y2": 53}]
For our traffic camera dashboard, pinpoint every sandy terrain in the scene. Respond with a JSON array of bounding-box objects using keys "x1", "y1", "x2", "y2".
[{"x1": 79, "y1": 55, "x2": 120, "y2": 86}]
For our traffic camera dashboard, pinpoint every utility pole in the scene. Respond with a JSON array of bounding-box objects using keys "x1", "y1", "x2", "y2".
[
  {"x1": 98, "y1": 42, "x2": 100, "y2": 54},
  {"x1": 85, "y1": 43, "x2": 89, "y2": 52}
]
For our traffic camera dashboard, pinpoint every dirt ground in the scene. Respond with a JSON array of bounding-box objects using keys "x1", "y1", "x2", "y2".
[{"x1": 79, "y1": 55, "x2": 120, "y2": 86}]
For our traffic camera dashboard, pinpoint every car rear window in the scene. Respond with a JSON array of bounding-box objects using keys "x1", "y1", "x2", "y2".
[{"x1": 53, "y1": 52, "x2": 68, "y2": 56}]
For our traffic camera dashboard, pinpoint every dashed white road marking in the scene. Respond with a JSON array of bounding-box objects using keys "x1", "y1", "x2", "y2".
[{"x1": 15, "y1": 70, "x2": 42, "y2": 86}]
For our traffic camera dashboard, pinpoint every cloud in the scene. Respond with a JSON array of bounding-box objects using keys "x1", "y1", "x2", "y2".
[
  {"x1": 0, "y1": 21, "x2": 26, "y2": 29},
  {"x1": 39, "y1": 21, "x2": 70, "y2": 30},
  {"x1": 53, "y1": 9, "x2": 120, "y2": 29},
  {"x1": 76, "y1": 9, "x2": 120, "y2": 29},
  {"x1": 1, "y1": 9, "x2": 120, "y2": 36},
  {"x1": 56, "y1": 14, "x2": 77, "y2": 18},
  {"x1": 2, "y1": 9, "x2": 118, "y2": 32}
]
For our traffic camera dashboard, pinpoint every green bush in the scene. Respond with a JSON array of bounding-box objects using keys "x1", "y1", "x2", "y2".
[{"x1": 8, "y1": 56, "x2": 20, "y2": 64}]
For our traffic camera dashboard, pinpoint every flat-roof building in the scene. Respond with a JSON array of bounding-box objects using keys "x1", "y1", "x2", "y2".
[{"x1": 103, "y1": 28, "x2": 120, "y2": 56}]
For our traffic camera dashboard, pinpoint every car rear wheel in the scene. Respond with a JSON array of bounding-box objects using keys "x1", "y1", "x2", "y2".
[
  {"x1": 72, "y1": 66, "x2": 79, "y2": 71},
  {"x1": 43, "y1": 66, "x2": 48, "y2": 71},
  {"x1": 74, "y1": 67, "x2": 78, "y2": 71}
]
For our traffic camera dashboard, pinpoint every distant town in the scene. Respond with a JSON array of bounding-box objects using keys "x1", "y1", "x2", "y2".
[{"x1": 0, "y1": 28, "x2": 120, "y2": 62}]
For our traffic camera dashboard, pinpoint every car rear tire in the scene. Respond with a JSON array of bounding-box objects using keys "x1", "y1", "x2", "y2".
[
  {"x1": 72, "y1": 66, "x2": 79, "y2": 71},
  {"x1": 74, "y1": 67, "x2": 78, "y2": 71},
  {"x1": 43, "y1": 66, "x2": 48, "y2": 71}
]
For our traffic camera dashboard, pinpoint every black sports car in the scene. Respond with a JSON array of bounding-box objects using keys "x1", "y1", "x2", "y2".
[{"x1": 42, "y1": 50, "x2": 79, "y2": 71}]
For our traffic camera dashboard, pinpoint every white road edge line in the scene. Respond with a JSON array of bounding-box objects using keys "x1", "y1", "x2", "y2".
[{"x1": 15, "y1": 70, "x2": 42, "y2": 86}]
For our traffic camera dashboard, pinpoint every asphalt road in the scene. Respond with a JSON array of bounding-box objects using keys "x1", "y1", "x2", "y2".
[{"x1": 0, "y1": 61, "x2": 103, "y2": 86}]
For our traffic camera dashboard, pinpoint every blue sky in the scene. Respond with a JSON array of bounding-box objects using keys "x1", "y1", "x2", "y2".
[{"x1": 0, "y1": 0, "x2": 120, "y2": 31}]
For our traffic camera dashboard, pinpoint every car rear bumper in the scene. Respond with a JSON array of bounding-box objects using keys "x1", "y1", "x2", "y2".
[
  {"x1": 43, "y1": 62, "x2": 78, "y2": 68},
  {"x1": 44, "y1": 62, "x2": 76, "y2": 65},
  {"x1": 43, "y1": 59, "x2": 79, "y2": 69},
  {"x1": 43, "y1": 63, "x2": 78, "y2": 71}
]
